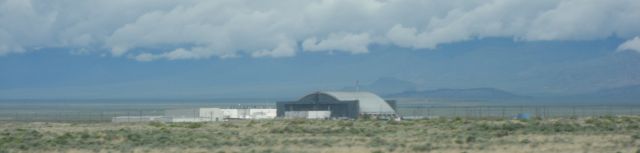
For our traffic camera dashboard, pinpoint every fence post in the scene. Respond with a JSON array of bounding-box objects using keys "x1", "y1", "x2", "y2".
[
  {"x1": 546, "y1": 106, "x2": 550, "y2": 118},
  {"x1": 548, "y1": 106, "x2": 551, "y2": 118},
  {"x1": 412, "y1": 107, "x2": 417, "y2": 117},
  {"x1": 453, "y1": 106, "x2": 457, "y2": 118},
  {"x1": 520, "y1": 105, "x2": 524, "y2": 116}
]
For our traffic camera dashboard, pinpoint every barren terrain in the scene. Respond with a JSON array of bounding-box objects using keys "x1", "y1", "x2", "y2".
[{"x1": 1, "y1": 116, "x2": 640, "y2": 153}]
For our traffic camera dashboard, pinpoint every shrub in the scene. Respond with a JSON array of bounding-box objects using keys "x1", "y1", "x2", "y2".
[
  {"x1": 372, "y1": 150, "x2": 384, "y2": 153},
  {"x1": 454, "y1": 139, "x2": 464, "y2": 144},
  {"x1": 148, "y1": 122, "x2": 165, "y2": 128},
  {"x1": 246, "y1": 120, "x2": 257, "y2": 127},
  {"x1": 466, "y1": 135, "x2": 477, "y2": 143},
  {"x1": 386, "y1": 143, "x2": 399, "y2": 152},
  {"x1": 495, "y1": 130, "x2": 510, "y2": 137},
  {"x1": 337, "y1": 121, "x2": 354, "y2": 127},
  {"x1": 220, "y1": 122, "x2": 238, "y2": 128},
  {"x1": 260, "y1": 121, "x2": 273, "y2": 127},
  {"x1": 359, "y1": 114, "x2": 373, "y2": 120},
  {"x1": 186, "y1": 123, "x2": 204, "y2": 129},
  {"x1": 386, "y1": 120, "x2": 400, "y2": 125},
  {"x1": 453, "y1": 117, "x2": 463, "y2": 122},
  {"x1": 287, "y1": 119, "x2": 306, "y2": 125},
  {"x1": 631, "y1": 134, "x2": 640, "y2": 140},
  {"x1": 126, "y1": 133, "x2": 142, "y2": 142},
  {"x1": 52, "y1": 133, "x2": 71, "y2": 145},
  {"x1": 368, "y1": 137, "x2": 387, "y2": 147},
  {"x1": 412, "y1": 143, "x2": 434, "y2": 152}
]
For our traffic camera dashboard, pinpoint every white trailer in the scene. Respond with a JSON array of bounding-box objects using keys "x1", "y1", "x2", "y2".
[
  {"x1": 285, "y1": 111, "x2": 331, "y2": 119},
  {"x1": 223, "y1": 108, "x2": 276, "y2": 119},
  {"x1": 249, "y1": 109, "x2": 277, "y2": 119}
]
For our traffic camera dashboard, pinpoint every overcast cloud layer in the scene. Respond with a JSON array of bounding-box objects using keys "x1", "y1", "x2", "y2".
[{"x1": 1, "y1": 0, "x2": 640, "y2": 61}]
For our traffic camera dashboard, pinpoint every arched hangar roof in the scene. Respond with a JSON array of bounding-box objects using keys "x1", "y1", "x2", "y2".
[{"x1": 298, "y1": 91, "x2": 396, "y2": 114}]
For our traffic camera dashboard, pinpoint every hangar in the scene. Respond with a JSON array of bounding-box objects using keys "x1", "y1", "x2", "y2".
[{"x1": 276, "y1": 91, "x2": 398, "y2": 119}]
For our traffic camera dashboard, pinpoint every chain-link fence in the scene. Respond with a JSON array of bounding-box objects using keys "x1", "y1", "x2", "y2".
[
  {"x1": 0, "y1": 104, "x2": 276, "y2": 123},
  {"x1": 398, "y1": 105, "x2": 640, "y2": 119},
  {"x1": 1, "y1": 104, "x2": 639, "y2": 122}
]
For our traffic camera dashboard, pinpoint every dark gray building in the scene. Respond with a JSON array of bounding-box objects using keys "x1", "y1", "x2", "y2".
[{"x1": 276, "y1": 91, "x2": 398, "y2": 119}]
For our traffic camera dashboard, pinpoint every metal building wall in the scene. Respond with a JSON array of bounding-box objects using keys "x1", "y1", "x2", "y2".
[
  {"x1": 165, "y1": 108, "x2": 224, "y2": 122},
  {"x1": 276, "y1": 101, "x2": 359, "y2": 118}
]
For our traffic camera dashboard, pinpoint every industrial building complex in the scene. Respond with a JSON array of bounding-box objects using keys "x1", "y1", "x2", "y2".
[{"x1": 112, "y1": 91, "x2": 397, "y2": 122}]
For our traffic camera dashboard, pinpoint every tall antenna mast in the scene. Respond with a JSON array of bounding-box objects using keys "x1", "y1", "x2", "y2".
[{"x1": 356, "y1": 80, "x2": 360, "y2": 92}]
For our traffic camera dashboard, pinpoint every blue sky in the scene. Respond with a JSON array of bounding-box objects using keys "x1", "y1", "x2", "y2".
[{"x1": 1, "y1": 0, "x2": 640, "y2": 99}]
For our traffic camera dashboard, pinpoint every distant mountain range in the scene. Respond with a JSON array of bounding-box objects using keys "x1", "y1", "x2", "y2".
[
  {"x1": 387, "y1": 88, "x2": 528, "y2": 100},
  {"x1": 342, "y1": 77, "x2": 527, "y2": 101},
  {"x1": 388, "y1": 85, "x2": 640, "y2": 103},
  {"x1": 569, "y1": 84, "x2": 640, "y2": 102},
  {"x1": 341, "y1": 77, "x2": 418, "y2": 95},
  {"x1": 342, "y1": 77, "x2": 640, "y2": 103}
]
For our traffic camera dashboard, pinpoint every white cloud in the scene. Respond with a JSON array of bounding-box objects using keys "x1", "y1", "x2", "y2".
[
  {"x1": 303, "y1": 33, "x2": 371, "y2": 54},
  {"x1": 387, "y1": 25, "x2": 428, "y2": 48},
  {"x1": 132, "y1": 53, "x2": 154, "y2": 62},
  {"x1": 524, "y1": 0, "x2": 638, "y2": 40},
  {"x1": 130, "y1": 47, "x2": 237, "y2": 61},
  {"x1": 0, "y1": 29, "x2": 24, "y2": 55},
  {"x1": 618, "y1": 37, "x2": 640, "y2": 53},
  {"x1": 252, "y1": 40, "x2": 296, "y2": 58},
  {"x1": 0, "y1": 0, "x2": 55, "y2": 55},
  {"x1": 1, "y1": 0, "x2": 640, "y2": 60}
]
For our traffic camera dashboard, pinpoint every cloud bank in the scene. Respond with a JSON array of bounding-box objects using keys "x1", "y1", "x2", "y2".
[
  {"x1": 1, "y1": 0, "x2": 640, "y2": 61},
  {"x1": 618, "y1": 37, "x2": 640, "y2": 53}
]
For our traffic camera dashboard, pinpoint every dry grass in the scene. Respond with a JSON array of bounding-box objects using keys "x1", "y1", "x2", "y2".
[{"x1": 1, "y1": 116, "x2": 640, "y2": 153}]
